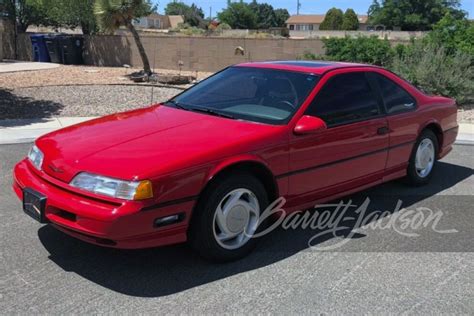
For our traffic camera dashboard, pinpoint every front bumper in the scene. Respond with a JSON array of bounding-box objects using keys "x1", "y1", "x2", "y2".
[{"x1": 13, "y1": 159, "x2": 195, "y2": 249}]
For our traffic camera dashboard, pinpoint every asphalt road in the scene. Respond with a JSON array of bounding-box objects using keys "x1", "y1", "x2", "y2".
[{"x1": 1, "y1": 143, "x2": 473, "y2": 314}]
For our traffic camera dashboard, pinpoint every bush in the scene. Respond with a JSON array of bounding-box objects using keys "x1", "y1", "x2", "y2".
[
  {"x1": 216, "y1": 22, "x2": 231, "y2": 31},
  {"x1": 427, "y1": 13, "x2": 474, "y2": 57},
  {"x1": 323, "y1": 36, "x2": 393, "y2": 66},
  {"x1": 171, "y1": 22, "x2": 206, "y2": 36},
  {"x1": 391, "y1": 42, "x2": 473, "y2": 104},
  {"x1": 307, "y1": 34, "x2": 473, "y2": 105}
]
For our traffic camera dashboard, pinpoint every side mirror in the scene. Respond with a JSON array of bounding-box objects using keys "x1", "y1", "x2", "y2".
[{"x1": 294, "y1": 115, "x2": 327, "y2": 135}]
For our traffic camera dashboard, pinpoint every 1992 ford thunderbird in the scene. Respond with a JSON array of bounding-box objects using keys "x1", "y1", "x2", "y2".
[{"x1": 13, "y1": 61, "x2": 458, "y2": 261}]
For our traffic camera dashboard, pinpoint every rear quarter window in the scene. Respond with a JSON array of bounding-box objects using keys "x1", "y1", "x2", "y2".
[{"x1": 368, "y1": 72, "x2": 417, "y2": 114}]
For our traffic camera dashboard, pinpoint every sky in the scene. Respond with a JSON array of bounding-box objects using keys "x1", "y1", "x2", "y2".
[{"x1": 156, "y1": 0, "x2": 474, "y2": 18}]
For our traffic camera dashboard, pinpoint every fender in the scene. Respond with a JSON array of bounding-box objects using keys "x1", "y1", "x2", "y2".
[
  {"x1": 418, "y1": 118, "x2": 442, "y2": 135},
  {"x1": 207, "y1": 154, "x2": 275, "y2": 182}
]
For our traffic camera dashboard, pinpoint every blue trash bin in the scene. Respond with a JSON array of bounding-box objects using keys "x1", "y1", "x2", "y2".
[{"x1": 30, "y1": 35, "x2": 50, "y2": 62}]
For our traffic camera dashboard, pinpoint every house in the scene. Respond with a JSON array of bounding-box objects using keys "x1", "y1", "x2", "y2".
[
  {"x1": 286, "y1": 14, "x2": 369, "y2": 31},
  {"x1": 133, "y1": 14, "x2": 184, "y2": 30}
]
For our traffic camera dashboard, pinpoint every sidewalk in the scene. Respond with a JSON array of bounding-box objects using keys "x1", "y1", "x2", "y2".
[
  {"x1": 0, "y1": 117, "x2": 473, "y2": 145},
  {"x1": 0, "y1": 61, "x2": 60, "y2": 73},
  {"x1": 0, "y1": 117, "x2": 96, "y2": 145}
]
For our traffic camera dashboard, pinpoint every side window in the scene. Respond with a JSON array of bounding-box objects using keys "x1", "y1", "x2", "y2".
[
  {"x1": 306, "y1": 72, "x2": 381, "y2": 127},
  {"x1": 369, "y1": 73, "x2": 416, "y2": 114}
]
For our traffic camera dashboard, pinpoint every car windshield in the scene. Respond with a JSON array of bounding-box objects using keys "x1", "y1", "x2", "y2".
[{"x1": 168, "y1": 66, "x2": 320, "y2": 124}]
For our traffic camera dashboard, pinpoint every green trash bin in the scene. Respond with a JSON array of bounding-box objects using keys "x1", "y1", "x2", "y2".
[
  {"x1": 44, "y1": 35, "x2": 63, "y2": 64},
  {"x1": 59, "y1": 36, "x2": 84, "y2": 65}
]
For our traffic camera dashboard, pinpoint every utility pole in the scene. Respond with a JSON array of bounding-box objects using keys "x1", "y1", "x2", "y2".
[
  {"x1": 209, "y1": 6, "x2": 212, "y2": 20},
  {"x1": 297, "y1": 0, "x2": 301, "y2": 15}
]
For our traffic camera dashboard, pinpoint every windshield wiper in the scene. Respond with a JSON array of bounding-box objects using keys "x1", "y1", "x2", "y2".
[
  {"x1": 164, "y1": 100, "x2": 235, "y2": 119},
  {"x1": 187, "y1": 107, "x2": 236, "y2": 120}
]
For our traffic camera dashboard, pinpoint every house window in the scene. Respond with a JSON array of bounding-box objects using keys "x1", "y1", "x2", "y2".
[
  {"x1": 289, "y1": 24, "x2": 295, "y2": 30},
  {"x1": 295, "y1": 24, "x2": 313, "y2": 31}
]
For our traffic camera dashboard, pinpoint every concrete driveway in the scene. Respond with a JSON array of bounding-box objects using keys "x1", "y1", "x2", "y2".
[{"x1": 0, "y1": 143, "x2": 473, "y2": 314}]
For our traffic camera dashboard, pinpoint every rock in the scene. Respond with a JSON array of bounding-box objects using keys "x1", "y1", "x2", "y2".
[{"x1": 157, "y1": 74, "x2": 196, "y2": 85}]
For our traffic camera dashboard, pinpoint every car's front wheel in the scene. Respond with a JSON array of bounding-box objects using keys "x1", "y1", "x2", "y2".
[
  {"x1": 189, "y1": 173, "x2": 268, "y2": 262},
  {"x1": 406, "y1": 129, "x2": 439, "y2": 186}
]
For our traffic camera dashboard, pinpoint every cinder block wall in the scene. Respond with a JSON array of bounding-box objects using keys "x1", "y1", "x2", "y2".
[
  {"x1": 83, "y1": 35, "x2": 326, "y2": 72},
  {"x1": 7, "y1": 32, "x2": 409, "y2": 72}
]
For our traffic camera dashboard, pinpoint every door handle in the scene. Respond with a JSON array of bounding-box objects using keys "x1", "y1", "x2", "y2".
[{"x1": 377, "y1": 126, "x2": 390, "y2": 135}]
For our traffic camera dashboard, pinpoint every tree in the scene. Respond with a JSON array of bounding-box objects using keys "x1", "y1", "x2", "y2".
[
  {"x1": 165, "y1": 1, "x2": 205, "y2": 28},
  {"x1": 368, "y1": 0, "x2": 466, "y2": 31},
  {"x1": 94, "y1": 0, "x2": 154, "y2": 74},
  {"x1": 319, "y1": 8, "x2": 344, "y2": 30},
  {"x1": 367, "y1": 0, "x2": 381, "y2": 21},
  {"x1": 274, "y1": 8, "x2": 290, "y2": 27},
  {"x1": 249, "y1": 1, "x2": 276, "y2": 29},
  {"x1": 342, "y1": 8, "x2": 359, "y2": 30},
  {"x1": 0, "y1": 0, "x2": 47, "y2": 32},
  {"x1": 218, "y1": 2, "x2": 257, "y2": 29},
  {"x1": 40, "y1": 0, "x2": 97, "y2": 34}
]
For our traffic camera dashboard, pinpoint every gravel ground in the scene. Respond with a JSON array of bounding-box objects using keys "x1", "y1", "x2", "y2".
[
  {"x1": 0, "y1": 65, "x2": 212, "y2": 90},
  {"x1": 0, "y1": 85, "x2": 182, "y2": 119},
  {"x1": 459, "y1": 105, "x2": 474, "y2": 123}
]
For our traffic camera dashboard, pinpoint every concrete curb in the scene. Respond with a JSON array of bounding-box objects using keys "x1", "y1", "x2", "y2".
[{"x1": 1, "y1": 117, "x2": 473, "y2": 146}]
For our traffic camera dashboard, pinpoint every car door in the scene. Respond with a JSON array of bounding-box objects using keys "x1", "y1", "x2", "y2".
[
  {"x1": 286, "y1": 70, "x2": 389, "y2": 207},
  {"x1": 366, "y1": 71, "x2": 419, "y2": 180}
]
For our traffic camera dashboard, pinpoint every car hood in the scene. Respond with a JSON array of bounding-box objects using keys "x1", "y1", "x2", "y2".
[{"x1": 36, "y1": 105, "x2": 283, "y2": 183}]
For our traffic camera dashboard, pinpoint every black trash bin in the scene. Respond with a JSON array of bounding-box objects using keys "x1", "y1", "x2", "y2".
[
  {"x1": 59, "y1": 36, "x2": 84, "y2": 65},
  {"x1": 44, "y1": 35, "x2": 63, "y2": 64},
  {"x1": 30, "y1": 34, "x2": 50, "y2": 62}
]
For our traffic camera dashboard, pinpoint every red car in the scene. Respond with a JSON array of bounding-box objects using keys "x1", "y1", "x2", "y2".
[{"x1": 13, "y1": 61, "x2": 458, "y2": 261}]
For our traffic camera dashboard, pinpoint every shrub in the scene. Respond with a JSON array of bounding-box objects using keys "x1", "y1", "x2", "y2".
[
  {"x1": 297, "y1": 51, "x2": 326, "y2": 60},
  {"x1": 427, "y1": 13, "x2": 474, "y2": 57},
  {"x1": 216, "y1": 22, "x2": 231, "y2": 31},
  {"x1": 323, "y1": 36, "x2": 393, "y2": 66},
  {"x1": 171, "y1": 22, "x2": 205, "y2": 36},
  {"x1": 391, "y1": 42, "x2": 473, "y2": 104}
]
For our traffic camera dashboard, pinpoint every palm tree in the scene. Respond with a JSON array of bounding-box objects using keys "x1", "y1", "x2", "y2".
[{"x1": 94, "y1": 0, "x2": 153, "y2": 74}]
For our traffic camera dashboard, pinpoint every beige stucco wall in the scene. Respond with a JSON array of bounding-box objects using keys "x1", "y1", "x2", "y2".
[
  {"x1": 83, "y1": 35, "x2": 326, "y2": 72},
  {"x1": 9, "y1": 32, "x2": 415, "y2": 72}
]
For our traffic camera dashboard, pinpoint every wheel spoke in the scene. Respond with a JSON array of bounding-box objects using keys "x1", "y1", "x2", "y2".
[
  {"x1": 242, "y1": 201, "x2": 259, "y2": 218},
  {"x1": 215, "y1": 205, "x2": 231, "y2": 235},
  {"x1": 217, "y1": 232, "x2": 236, "y2": 242},
  {"x1": 223, "y1": 190, "x2": 244, "y2": 211}
]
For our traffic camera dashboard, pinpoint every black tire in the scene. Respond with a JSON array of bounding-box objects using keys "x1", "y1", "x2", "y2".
[
  {"x1": 406, "y1": 129, "x2": 439, "y2": 186},
  {"x1": 188, "y1": 173, "x2": 269, "y2": 262}
]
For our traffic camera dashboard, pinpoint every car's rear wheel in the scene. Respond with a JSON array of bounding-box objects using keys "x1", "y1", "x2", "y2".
[
  {"x1": 189, "y1": 173, "x2": 268, "y2": 262},
  {"x1": 406, "y1": 129, "x2": 439, "y2": 186}
]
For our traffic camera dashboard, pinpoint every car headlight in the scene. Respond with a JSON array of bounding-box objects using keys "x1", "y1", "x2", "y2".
[
  {"x1": 70, "y1": 172, "x2": 153, "y2": 200},
  {"x1": 28, "y1": 145, "x2": 44, "y2": 171}
]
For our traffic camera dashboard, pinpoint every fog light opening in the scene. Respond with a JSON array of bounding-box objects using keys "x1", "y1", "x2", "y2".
[{"x1": 154, "y1": 213, "x2": 185, "y2": 228}]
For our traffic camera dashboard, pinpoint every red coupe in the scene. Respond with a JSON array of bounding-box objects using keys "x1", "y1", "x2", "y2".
[{"x1": 13, "y1": 61, "x2": 458, "y2": 261}]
